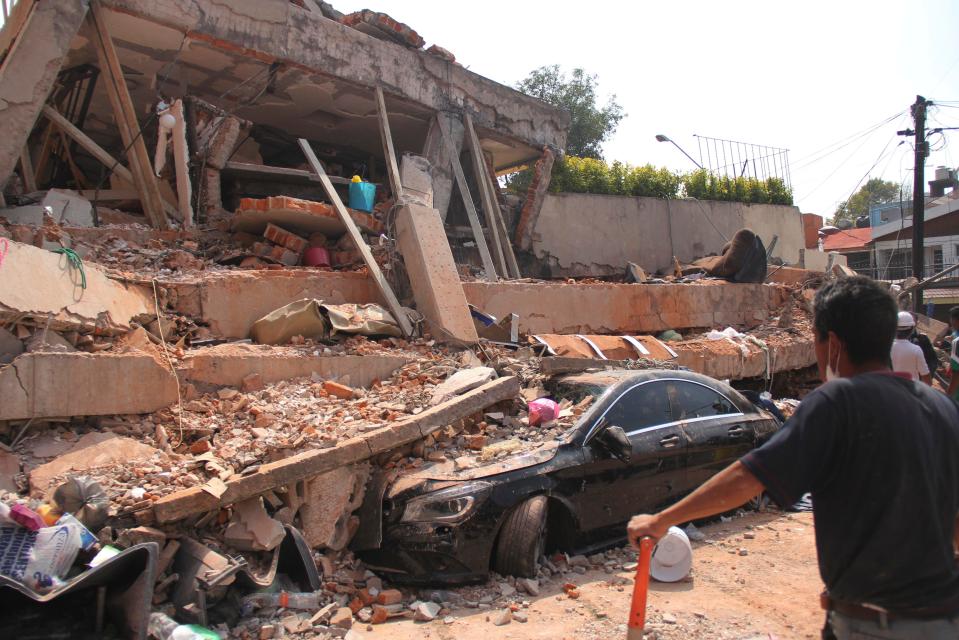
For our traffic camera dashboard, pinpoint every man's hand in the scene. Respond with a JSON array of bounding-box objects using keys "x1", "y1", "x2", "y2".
[{"x1": 627, "y1": 513, "x2": 669, "y2": 549}]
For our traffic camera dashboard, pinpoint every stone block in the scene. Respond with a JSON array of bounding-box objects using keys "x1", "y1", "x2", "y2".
[{"x1": 395, "y1": 203, "x2": 478, "y2": 344}]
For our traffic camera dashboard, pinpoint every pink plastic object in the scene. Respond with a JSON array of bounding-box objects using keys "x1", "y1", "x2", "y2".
[
  {"x1": 528, "y1": 398, "x2": 559, "y2": 426},
  {"x1": 303, "y1": 247, "x2": 331, "y2": 267},
  {"x1": 10, "y1": 504, "x2": 46, "y2": 531}
]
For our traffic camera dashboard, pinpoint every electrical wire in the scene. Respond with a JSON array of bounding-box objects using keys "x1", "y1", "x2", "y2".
[{"x1": 790, "y1": 110, "x2": 907, "y2": 170}]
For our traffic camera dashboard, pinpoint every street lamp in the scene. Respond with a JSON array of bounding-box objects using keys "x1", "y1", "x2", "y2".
[{"x1": 655, "y1": 134, "x2": 703, "y2": 169}]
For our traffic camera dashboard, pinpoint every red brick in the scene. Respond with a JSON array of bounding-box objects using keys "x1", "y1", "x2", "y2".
[
  {"x1": 263, "y1": 223, "x2": 308, "y2": 254},
  {"x1": 323, "y1": 380, "x2": 355, "y2": 400}
]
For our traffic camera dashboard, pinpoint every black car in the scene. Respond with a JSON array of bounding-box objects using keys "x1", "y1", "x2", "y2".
[{"x1": 357, "y1": 369, "x2": 781, "y2": 585}]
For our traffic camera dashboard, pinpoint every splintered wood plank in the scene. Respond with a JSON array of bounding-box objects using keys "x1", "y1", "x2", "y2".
[
  {"x1": 88, "y1": 0, "x2": 168, "y2": 229},
  {"x1": 374, "y1": 86, "x2": 404, "y2": 201},
  {"x1": 436, "y1": 114, "x2": 498, "y2": 281}
]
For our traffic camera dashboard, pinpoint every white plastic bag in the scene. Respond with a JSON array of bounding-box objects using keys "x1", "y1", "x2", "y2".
[{"x1": 0, "y1": 503, "x2": 82, "y2": 592}]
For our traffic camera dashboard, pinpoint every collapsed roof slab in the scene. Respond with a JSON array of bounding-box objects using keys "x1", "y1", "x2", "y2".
[{"x1": 97, "y1": 0, "x2": 568, "y2": 166}]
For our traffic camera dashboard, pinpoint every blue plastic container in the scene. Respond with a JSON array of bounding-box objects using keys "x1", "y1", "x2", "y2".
[{"x1": 348, "y1": 182, "x2": 376, "y2": 212}]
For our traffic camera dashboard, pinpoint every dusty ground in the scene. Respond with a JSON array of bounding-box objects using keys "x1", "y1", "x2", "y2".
[{"x1": 355, "y1": 511, "x2": 821, "y2": 640}]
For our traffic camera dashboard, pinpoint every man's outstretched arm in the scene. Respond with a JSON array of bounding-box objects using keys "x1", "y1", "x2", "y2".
[{"x1": 627, "y1": 461, "x2": 765, "y2": 547}]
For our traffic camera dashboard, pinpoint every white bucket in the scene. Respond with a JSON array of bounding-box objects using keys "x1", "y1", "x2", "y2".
[{"x1": 650, "y1": 526, "x2": 692, "y2": 582}]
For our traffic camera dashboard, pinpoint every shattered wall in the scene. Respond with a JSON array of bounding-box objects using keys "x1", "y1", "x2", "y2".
[{"x1": 529, "y1": 193, "x2": 808, "y2": 278}]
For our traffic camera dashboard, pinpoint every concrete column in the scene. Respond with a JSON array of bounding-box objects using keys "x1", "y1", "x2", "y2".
[
  {"x1": 422, "y1": 112, "x2": 464, "y2": 221},
  {"x1": 0, "y1": 0, "x2": 90, "y2": 187},
  {"x1": 395, "y1": 202, "x2": 478, "y2": 344}
]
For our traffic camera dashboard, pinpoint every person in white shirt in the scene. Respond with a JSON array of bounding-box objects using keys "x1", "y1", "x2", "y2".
[{"x1": 890, "y1": 311, "x2": 931, "y2": 384}]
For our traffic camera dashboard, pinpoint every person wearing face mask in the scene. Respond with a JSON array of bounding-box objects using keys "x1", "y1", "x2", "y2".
[{"x1": 627, "y1": 276, "x2": 959, "y2": 640}]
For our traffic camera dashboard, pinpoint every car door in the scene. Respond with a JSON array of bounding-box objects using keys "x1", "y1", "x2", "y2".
[
  {"x1": 571, "y1": 380, "x2": 689, "y2": 545},
  {"x1": 668, "y1": 380, "x2": 755, "y2": 491}
]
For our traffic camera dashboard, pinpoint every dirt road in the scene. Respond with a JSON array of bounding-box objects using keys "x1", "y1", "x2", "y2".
[{"x1": 353, "y1": 510, "x2": 821, "y2": 640}]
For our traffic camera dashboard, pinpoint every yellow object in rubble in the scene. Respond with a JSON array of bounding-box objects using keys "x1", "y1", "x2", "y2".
[
  {"x1": 36, "y1": 503, "x2": 63, "y2": 526},
  {"x1": 351, "y1": 175, "x2": 362, "y2": 183}
]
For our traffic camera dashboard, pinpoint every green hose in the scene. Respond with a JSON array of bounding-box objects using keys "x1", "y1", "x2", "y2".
[{"x1": 52, "y1": 247, "x2": 86, "y2": 289}]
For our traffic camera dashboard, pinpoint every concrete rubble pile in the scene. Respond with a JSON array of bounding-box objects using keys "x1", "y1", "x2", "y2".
[{"x1": 0, "y1": 0, "x2": 845, "y2": 637}]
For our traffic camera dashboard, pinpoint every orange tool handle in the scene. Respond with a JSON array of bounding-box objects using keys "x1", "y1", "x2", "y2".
[{"x1": 627, "y1": 537, "x2": 655, "y2": 640}]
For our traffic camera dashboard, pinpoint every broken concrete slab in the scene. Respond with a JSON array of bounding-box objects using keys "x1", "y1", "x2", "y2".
[
  {"x1": 0, "y1": 352, "x2": 178, "y2": 421},
  {"x1": 224, "y1": 497, "x2": 286, "y2": 551},
  {"x1": 395, "y1": 203, "x2": 478, "y2": 345},
  {"x1": 233, "y1": 196, "x2": 383, "y2": 237},
  {"x1": 180, "y1": 345, "x2": 408, "y2": 389},
  {"x1": 298, "y1": 463, "x2": 370, "y2": 549},
  {"x1": 167, "y1": 270, "x2": 380, "y2": 339},
  {"x1": 399, "y1": 154, "x2": 433, "y2": 208},
  {"x1": 462, "y1": 280, "x2": 791, "y2": 335},
  {"x1": 1, "y1": 190, "x2": 94, "y2": 227},
  {"x1": 29, "y1": 432, "x2": 163, "y2": 496},
  {"x1": 672, "y1": 334, "x2": 815, "y2": 381},
  {"x1": 429, "y1": 367, "x2": 496, "y2": 405},
  {"x1": 0, "y1": 240, "x2": 153, "y2": 335},
  {"x1": 24, "y1": 330, "x2": 77, "y2": 353},
  {"x1": 0, "y1": 1, "x2": 89, "y2": 188},
  {"x1": 153, "y1": 376, "x2": 520, "y2": 523}
]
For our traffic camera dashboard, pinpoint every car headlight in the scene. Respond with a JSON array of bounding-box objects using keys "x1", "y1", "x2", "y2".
[{"x1": 400, "y1": 481, "x2": 492, "y2": 524}]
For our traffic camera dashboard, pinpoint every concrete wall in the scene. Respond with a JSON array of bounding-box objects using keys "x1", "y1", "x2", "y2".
[{"x1": 529, "y1": 193, "x2": 805, "y2": 278}]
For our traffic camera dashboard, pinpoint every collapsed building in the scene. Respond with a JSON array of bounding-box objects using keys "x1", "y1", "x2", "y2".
[{"x1": 0, "y1": 1, "x2": 880, "y2": 638}]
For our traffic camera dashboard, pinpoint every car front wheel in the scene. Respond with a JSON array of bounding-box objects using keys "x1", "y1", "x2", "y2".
[{"x1": 492, "y1": 496, "x2": 547, "y2": 578}]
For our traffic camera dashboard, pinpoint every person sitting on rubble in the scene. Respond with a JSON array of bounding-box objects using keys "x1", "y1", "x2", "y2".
[
  {"x1": 627, "y1": 276, "x2": 959, "y2": 640},
  {"x1": 702, "y1": 228, "x2": 768, "y2": 284},
  {"x1": 890, "y1": 311, "x2": 932, "y2": 384}
]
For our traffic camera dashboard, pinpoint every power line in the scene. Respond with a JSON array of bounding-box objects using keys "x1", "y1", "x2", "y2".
[{"x1": 791, "y1": 110, "x2": 907, "y2": 170}]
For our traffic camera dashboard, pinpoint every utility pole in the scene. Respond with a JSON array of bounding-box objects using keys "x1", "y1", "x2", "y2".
[
  {"x1": 898, "y1": 95, "x2": 930, "y2": 312},
  {"x1": 910, "y1": 96, "x2": 929, "y2": 311}
]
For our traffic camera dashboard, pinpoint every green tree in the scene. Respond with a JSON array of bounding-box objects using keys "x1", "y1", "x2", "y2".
[
  {"x1": 833, "y1": 178, "x2": 902, "y2": 223},
  {"x1": 516, "y1": 65, "x2": 624, "y2": 159}
]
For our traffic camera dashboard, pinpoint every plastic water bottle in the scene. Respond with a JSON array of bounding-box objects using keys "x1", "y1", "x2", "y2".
[{"x1": 147, "y1": 612, "x2": 219, "y2": 640}]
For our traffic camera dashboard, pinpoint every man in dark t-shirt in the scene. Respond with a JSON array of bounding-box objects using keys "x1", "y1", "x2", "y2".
[{"x1": 627, "y1": 276, "x2": 959, "y2": 639}]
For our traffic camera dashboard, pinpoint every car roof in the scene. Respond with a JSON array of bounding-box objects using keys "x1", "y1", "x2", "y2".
[
  {"x1": 560, "y1": 369, "x2": 755, "y2": 445},
  {"x1": 559, "y1": 368, "x2": 728, "y2": 392}
]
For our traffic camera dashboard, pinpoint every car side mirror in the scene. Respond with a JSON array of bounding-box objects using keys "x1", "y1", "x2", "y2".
[{"x1": 596, "y1": 426, "x2": 631, "y2": 463}]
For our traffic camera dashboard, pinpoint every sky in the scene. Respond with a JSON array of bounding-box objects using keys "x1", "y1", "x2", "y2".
[{"x1": 337, "y1": 0, "x2": 959, "y2": 218}]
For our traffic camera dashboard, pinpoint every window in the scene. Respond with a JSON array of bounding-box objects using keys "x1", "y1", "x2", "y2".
[
  {"x1": 666, "y1": 381, "x2": 737, "y2": 420},
  {"x1": 603, "y1": 381, "x2": 673, "y2": 432}
]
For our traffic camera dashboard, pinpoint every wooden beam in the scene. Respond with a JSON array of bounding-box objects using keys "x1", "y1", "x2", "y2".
[
  {"x1": 436, "y1": 115, "x2": 498, "y2": 281},
  {"x1": 222, "y1": 161, "x2": 356, "y2": 186},
  {"x1": 19, "y1": 147, "x2": 36, "y2": 193},
  {"x1": 374, "y1": 87, "x2": 403, "y2": 201},
  {"x1": 78, "y1": 189, "x2": 139, "y2": 201},
  {"x1": 88, "y1": 1, "x2": 169, "y2": 229},
  {"x1": 152, "y1": 376, "x2": 520, "y2": 523},
  {"x1": 170, "y1": 99, "x2": 193, "y2": 227},
  {"x1": 298, "y1": 138, "x2": 413, "y2": 337},
  {"x1": 465, "y1": 113, "x2": 519, "y2": 278},
  {"x1": 40, "y1": 104, "x2": 135, "y2": 185}
]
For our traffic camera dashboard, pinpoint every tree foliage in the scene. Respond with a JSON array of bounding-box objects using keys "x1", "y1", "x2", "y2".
[
  {"x1": 517, "y1": 65, "x2": 624, "y2": 159},
  {"x1": 833, "y1": 178, "x2": 902, "y2": 223}
]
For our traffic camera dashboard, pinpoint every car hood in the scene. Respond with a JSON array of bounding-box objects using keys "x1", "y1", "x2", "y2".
[{"x1": 403, "y1": 441, "x2": 562, "y2": 482}]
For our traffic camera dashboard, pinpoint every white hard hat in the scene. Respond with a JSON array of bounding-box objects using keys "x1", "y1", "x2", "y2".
[{"x1": 897, "y1": 311, "x2": 916, "y2": 330}]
